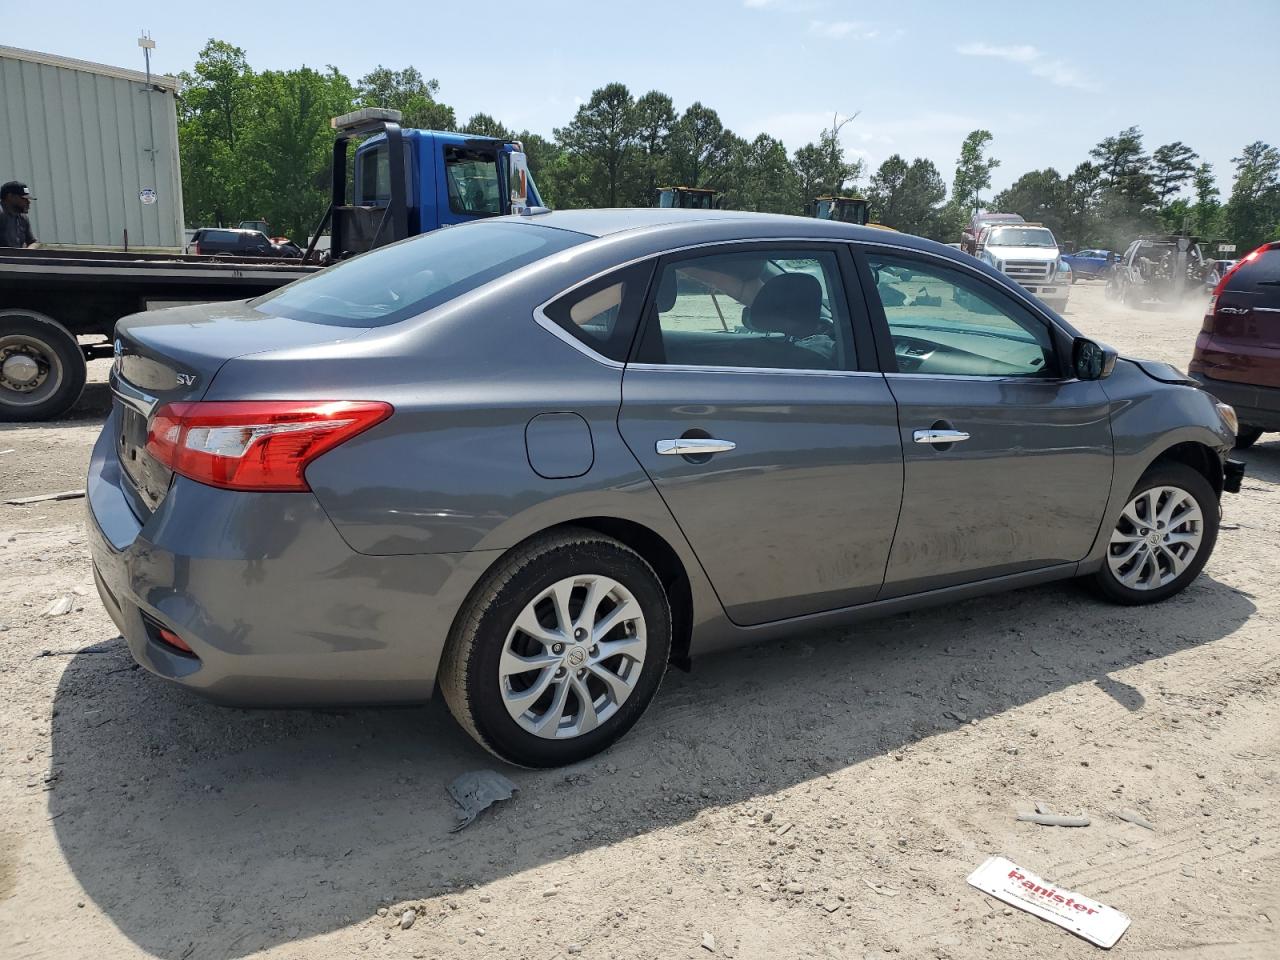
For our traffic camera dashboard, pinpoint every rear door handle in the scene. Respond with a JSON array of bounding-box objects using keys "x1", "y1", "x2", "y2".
[
  {"x1": 656, "y1": 438, "x2": 736, "y2": 456},
  {"x1": 913, "y1": 429, "x2": 970, "y2": 444}
]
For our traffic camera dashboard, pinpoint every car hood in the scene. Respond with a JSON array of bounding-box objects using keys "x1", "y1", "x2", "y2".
[
  {"x1": 986, "y1": 245, "x2": 1059, "y2": 262},
  {"x1": 1124, "y1": 356, "x2": 1197, "y2": 386}
]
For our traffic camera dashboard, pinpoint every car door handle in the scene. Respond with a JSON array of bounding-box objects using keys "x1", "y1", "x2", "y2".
[
  {"x1": 656, "y1": 438, "x2": 737, "y2": 456},
  {"x1": 913, "y1": 429, "x2": 971, "y2": 444}
]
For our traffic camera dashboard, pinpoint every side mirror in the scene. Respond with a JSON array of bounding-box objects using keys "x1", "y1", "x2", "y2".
[{"x1": 1073, "y1": 337, "x2": 1117, "y2": 380}]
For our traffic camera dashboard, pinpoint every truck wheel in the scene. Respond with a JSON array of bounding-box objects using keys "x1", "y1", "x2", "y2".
[{"x1": 0, "y1": 310, "x2": 87, "y2": 422}]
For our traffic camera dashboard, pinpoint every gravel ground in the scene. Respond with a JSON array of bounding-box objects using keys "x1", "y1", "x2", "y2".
[{"x1": 1, "y1": 283, "x2": 1277, "y2": 960}]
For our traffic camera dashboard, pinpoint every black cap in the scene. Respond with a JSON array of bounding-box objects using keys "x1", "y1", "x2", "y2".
[{"x1": 1, "y1": 181, "x2": 33, "y2": 200}]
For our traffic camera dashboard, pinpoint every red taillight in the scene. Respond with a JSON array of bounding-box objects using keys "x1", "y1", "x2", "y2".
[
  {"x1": 146, "y1": 400, "x2": 392, "y2": 492},
  {"x1": 192, "y1": 243, "x2": 201, "y2": 256},
  {"x1": 157, "y1": 627, "x2": 195, "y2": 654}
]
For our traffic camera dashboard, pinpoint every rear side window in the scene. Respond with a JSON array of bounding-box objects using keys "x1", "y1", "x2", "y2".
[
  {"x1": 1225, "y1": 247, "x2": 1280, "y2": 296},
  {"x1": 201, "y1": 229, "x2": 236, "y2": 244},
  {"x1": 543, "y1": 263, "x2": 653, "y2": 363},
  {"x1": 252, "y1": 222, "x2": 587, "y2": 327},
  {"x1": 634, "y1": 249, "x2": 854, "y2": 371}
]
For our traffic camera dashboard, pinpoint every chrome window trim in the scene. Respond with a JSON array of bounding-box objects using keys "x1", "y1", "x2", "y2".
[
  {"x1": 884, "y1": 371, "x2": 1070, "y2": 385},
  {"x1": 530, "y1": 233, "x2": 1066, "y2": 372},
  {"x1": 627, "y1": 362, "x2": 882, "y2": 379}
]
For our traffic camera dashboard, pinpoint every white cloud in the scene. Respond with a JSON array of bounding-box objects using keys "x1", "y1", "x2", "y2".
[
  {"x1": 956, "y1": 41, "x2": 1101, "y2": 91},
  {"x1": 808, "y1": 20, "x2": 878, "y2": 40}
]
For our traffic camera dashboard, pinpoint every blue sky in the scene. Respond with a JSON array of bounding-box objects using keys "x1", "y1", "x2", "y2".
[{"x1": 11, "y1": 0, "x2": 1277, "y2": 198}]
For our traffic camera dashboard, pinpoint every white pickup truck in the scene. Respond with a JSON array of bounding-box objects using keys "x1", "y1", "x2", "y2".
[{"x1": 977, "y1": 223, "x2": 1071, "y2": 312}]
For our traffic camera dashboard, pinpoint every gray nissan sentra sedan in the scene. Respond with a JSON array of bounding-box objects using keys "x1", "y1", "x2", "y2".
[{"x1": 88, "y1": 209, "x2": 1245, "y2": 766}]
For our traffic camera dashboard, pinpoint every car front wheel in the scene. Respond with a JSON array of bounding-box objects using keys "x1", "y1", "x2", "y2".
[
  {"x1": 1091, "y1": 462, "x2": 1219, "y2": 605},
  {"x1": 439, "y1": 529, "x2": 672, "y2": 767}
]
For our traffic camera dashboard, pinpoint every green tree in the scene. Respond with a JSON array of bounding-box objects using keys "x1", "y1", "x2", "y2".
[
  {"x1": 553, "y1": 83, "x2": 638, "y2": 206},
  {"x1": 868, "y1": 154, "x2": 910, "y2": 227},
  {"x1": 1223, "y1": 141, "x2": 1280, "y2": 251},
  {"x1": 722, "y1": 133, "x2": 798, "y2": 213},
  {"x1": 177, "y1": 40, "x2": 255, "y2": 225},
  {"x1": 991, "y1": 168, "x2": 1067, "y2": 235},
  {"x1": 463, "y1": 113, "x2": 513, "y2": 139},
  {"x1": 668, "y1": 103, "x2": 731, "y2": 189},
  {"x1": 631, "y1": 91, "x2": 676, "y2": 205},
  {"x1": 898, "y1": 158, "x2": 948, "y2": 238},
  {"x1": 1089, "y1": 126, "x2": 1156, "y2": 208},
  {"x1": 1191, "y1": 162, "x2": 1221, "y2": 236},
  {"x1": 1062, "y1": 161, "x2": 1103, "y2": 246},
  {"x1": 1150, "y1": 141, "x2": 1199, "y2": 208},
  {"x1": 240, "y1": 66, "x2": 356, "y2": 241},
  {"x1": 356, "y1": 66, "x2": 455, "y2": 130},
  {"x1": 952, "y1": 129, "x2": 999, "y2": 215},
  {"x1": 791, "y1": 119, "x2": 862, "y2": 211}
]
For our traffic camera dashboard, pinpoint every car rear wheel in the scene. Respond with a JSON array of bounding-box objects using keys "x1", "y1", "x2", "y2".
[
  {"x1": 1234, "y1": 426, "x2": 1264, "y2": 450},
  {"x1": 1091, "y1": 462, "x2": 1218, "y2": 605},
  {"x1": 439, "y1": 529, "x2": 671, "y2": 767}
]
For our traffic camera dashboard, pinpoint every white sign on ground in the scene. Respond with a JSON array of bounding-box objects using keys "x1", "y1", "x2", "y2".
[{"x1": 967, "y1": 855, "x2": 1131, "y2": 949}]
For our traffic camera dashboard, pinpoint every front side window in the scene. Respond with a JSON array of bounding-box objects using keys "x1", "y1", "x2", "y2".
[
  {"x1": 445, "y1": 146, "x2": 501, "y2": 215},
  {"x1": 252, "y1": 222, "x2": 586, "y2": 327},
  {"x1": 636, "y1": 249, "x2": 853, "y2": 371},
  {"x1": 868, "y1": 254, "x2": 1055, "y2": 378}
]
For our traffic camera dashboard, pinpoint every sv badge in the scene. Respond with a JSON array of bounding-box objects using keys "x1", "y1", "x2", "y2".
[{"x1": 175, "y1": 373, "x2": 197, "y2": 387}]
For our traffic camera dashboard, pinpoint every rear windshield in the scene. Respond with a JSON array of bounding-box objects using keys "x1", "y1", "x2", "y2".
[
  {"x1": 1225, "y1": 247, "x2": 1280, "y2": 295},
  {"x1": 251, "y1": 222, "x2": 587, "y2": 327}
]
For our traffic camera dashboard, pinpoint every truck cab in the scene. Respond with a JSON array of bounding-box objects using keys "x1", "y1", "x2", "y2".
[
  {"x1": 812, "y1": 196, "x2": 870, "y2": 225},
  {"x1": 978, "y1": 222, "x2": 1071, "y2": 313},
  {"x1": 315, "y1": 108, "x2": 543, "y2": 262}
]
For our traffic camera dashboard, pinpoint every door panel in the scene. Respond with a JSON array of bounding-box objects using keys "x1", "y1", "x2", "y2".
[
  {"x1": 881, "y1": 375, "x2": 1113, "y2": 596},
  {"x1": 857, "y1": 247, "x2": 1114, "y2": 597},
  {"x1": 620, "y1": 367, "x2": 903, "y2": 624}
]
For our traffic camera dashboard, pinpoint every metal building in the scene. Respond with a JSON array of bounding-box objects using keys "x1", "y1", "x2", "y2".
[{"x1": 0, "y1": 45, "x2": 184, "y2": 251}]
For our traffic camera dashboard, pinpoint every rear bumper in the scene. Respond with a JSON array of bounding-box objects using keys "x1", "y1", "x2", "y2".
[
  {"x1": 86, "y1": 409, "x2": 499, "y2": 707},
  {"x1": 1189, "y1": 372, "x2": 1280, "y2": 430}
]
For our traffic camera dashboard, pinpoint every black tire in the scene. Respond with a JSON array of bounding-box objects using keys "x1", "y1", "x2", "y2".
[
  {"x1": 1091, "y1": 462, "x2": 1219, "y2": 605},
  {"x1": 0, "y1": 310, "x2": 87, "y2": 422},
  {"x1": 1234, "y1": 426, "x2": 1264, "y2": 450},
  {"x1": 439, "y1": 529, "x2": 672, "y2": 767}
]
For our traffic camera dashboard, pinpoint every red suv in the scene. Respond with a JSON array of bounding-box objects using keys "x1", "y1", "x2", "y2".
[{"x1": 1190, "y1": 241, "x2": 1280, "y2": 448}]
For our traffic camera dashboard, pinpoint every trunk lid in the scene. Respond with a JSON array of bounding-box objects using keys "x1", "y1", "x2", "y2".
[{"x1": 111, "y1": 299, "x2": 373, "y2": 517}]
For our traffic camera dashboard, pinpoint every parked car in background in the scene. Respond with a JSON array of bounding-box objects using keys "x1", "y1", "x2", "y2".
[
  {"x1": 1204, "y1": 259, "x2": 1237, "y2": 290},
  {"x1": 1190, "y1": 241, "x2": 1280, "y2": 449},
  {"x1": 1062, "y1": 249, "x2": 1114, "y2": 281},
  {"x1": 978, "y1": 223, "x2": 1071, "y2": 312},
  {"x1": 88, "y1": 209, "x2": 1242, "y2": 767},
  {"x1": 961, "y1": 211, "x2": 1024, "y2": 256},
  {"x1": 185, "y1": 228, "x2": 302, "y2": 258}
]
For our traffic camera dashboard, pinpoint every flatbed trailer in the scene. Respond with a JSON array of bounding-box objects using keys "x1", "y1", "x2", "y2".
[{"x1": 1, "y1": 248, "x2": 317, "y2": 420}]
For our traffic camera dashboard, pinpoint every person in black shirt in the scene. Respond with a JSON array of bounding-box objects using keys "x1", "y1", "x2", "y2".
[{"x1": 0, "y1": 182, "x2": 38, "y2": 248}]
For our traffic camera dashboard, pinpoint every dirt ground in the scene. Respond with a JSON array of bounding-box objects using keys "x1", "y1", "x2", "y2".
[{"x1": 1, "y1": 282, "x2": 1276, "y2": 960}]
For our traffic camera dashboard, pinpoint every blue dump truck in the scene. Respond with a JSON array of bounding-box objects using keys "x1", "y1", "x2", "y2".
[{"x1": 0, "y1": 107, "x2": 540, "y2": 420}]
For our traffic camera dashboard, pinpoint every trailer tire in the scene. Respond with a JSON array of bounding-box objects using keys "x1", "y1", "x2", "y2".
[{"x1": 0, "y1": 310, "x2": 87, "y2": 422}]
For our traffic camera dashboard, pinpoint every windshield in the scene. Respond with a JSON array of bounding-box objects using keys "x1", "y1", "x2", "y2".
[
  {"x1": 987, "y1": 226, "x2": 1056, "y2": 248},
  {"x1": 251, "y1": 222, "x2": 586, "y2": 327}
]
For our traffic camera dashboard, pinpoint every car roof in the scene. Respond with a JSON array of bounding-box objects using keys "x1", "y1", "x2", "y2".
[{"x1": 513, "y1": 208, "x2": 940, "y2": 250}]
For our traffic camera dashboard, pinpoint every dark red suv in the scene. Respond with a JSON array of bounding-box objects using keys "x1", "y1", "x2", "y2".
[{"x1": 1190, "y1": 241, "x2": 1280, "y2": 448}]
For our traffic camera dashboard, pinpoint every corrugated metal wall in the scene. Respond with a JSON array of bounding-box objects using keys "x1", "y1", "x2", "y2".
[{"x1": 0, "y1": 53, "x2": 184, "y2": 250}]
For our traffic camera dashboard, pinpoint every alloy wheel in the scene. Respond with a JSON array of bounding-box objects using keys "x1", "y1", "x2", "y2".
[
  {"x1": 1106, "y1": 485, "x2": 1204, "y2": 590},
  {"x1": 499, "y1": 575, "x2": 647, "y2": 739}
]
